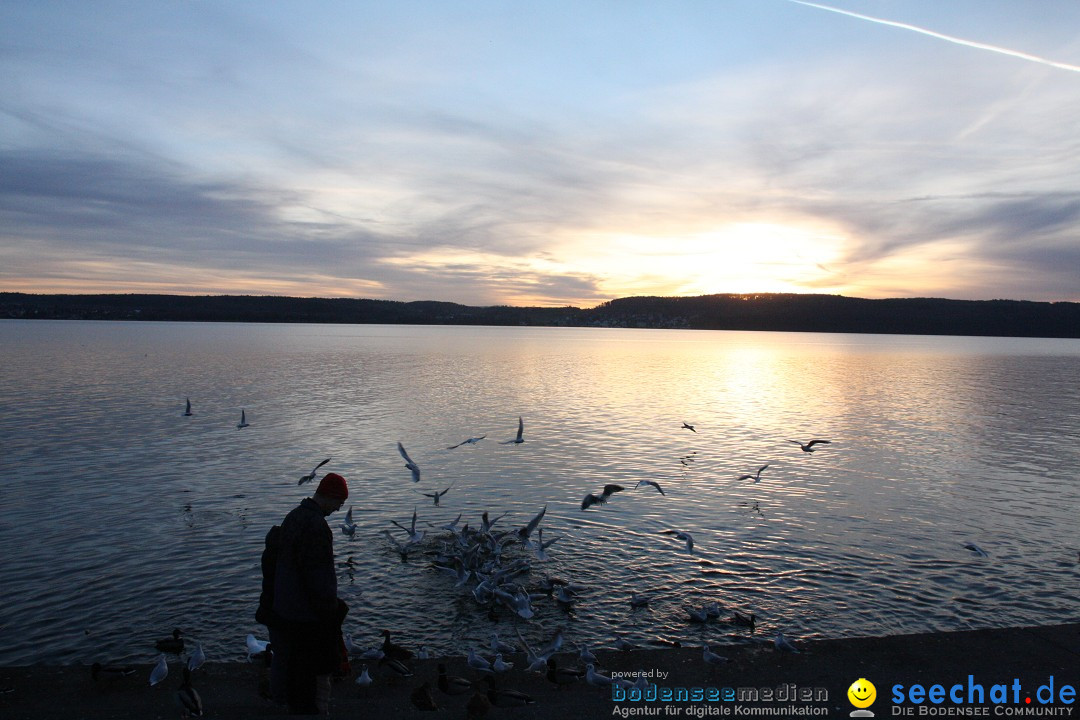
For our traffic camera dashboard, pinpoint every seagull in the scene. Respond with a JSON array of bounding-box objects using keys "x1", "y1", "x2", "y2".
[
  {"x1": 634, "y1": 479, "x2": 666, "y2": 495},
  {"x1": 448, "y1": 435, "x2": 486, "y2": 449},
  {"x1": 183, "y1": 398, "x2": 193, "y2": 416},
  {"x1": 629, "y1": 591, "x2": 652, "y2": 609},
  {"x1": 439, "y1": 513, "x2": 463, "y2": 533},
  {"x1": 585, "y1": 664, "x2": 613, "y2": 687},
  {"x1": 501, "y1": 416, "x2": 525, "y2": 444},
  {"x1": 237, "y1": 409, "x2": 249, "y2": 429},
  {"x1": 245, "y1": 634, "x2": 269, "y2": 660},
  {"x1": 298, "y1": 458, "x2": 331, "y2": 485},
  {"x1": 417, "y1": 481, "x2": 455, "y2": 507},
  {"x1": 382, "y1": 530, "x2": 414, "y2": 561},
  {"x1": 581, "y1": 484, "x2": 625, "y2": 510},
  {"x1": 578, "y1": 644, "x2": 598, "y2": 665},
  {"x1": 662, "y1": 530, "x2": 695, "y2": 553},
  {"x1": 686, "y1": 605, "x2": 709, "y2": 623},
  {"x1": 397, "y1": 442, "x2": 421, "y2": 482},
  {"x1": 702, "y1": 645, "x2": 728, "y2": 666},
  {"x1": 789, "y1": 439, "x2": 830, "y2": 453},
  {"x1": 681, "y1": 422, "x2": 696, "y2": 432},
  {"x1": 492, "y1": 653, "x2": 514, "y2": 673},
  {"x1": 175, "y1": 666, "x2": 203, "y2": 718},
  {"x1": 490, "y1": 633, "x2": 517, "y2": 655},
  {"x1": 535, "y1": 528, "x2": 559, "y2": 561},
  {"x1": 186, "y1": 643, "x2": 206, "y2": 672},
  {"x1": 355, "y1": 664, "x2": 373, "y2": 688},
  {"x1": 517, "y1": 505, "x2": 547, "y2": 545},
  {"x1": 963, "y1": 542, "x2": 990, "y2": 557},
  {"x1": 774, "y1": 632, "x2": 799, "y2": 653},
  {"x1": 467, "y1": 648, "x2": 493, "y2": 673},
  {"x1": 737, "y1": 464, "x2": 769, "y2": 483},
  {"x1": 340, "y1": 505, "x2": 357, "y2": 536},
  {"x1": 149, "y1": 653, "x2": 169, "y2": 687},
  {"x1": 391, "y1": 507, "x2": 424, "y2": 544}
]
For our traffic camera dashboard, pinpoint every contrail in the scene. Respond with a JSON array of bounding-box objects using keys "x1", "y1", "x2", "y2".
[{"x1": 786, "y1": 0, "x2": 1080, "y2": 74}]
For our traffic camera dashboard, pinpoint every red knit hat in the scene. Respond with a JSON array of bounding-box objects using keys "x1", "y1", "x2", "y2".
[{"x1": 315, "y1": 472, "x2": 348, "y2": 501}]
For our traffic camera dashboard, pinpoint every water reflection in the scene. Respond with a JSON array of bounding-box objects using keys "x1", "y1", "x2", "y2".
[{"x1": 0, "y1": 321, "x2": 1078, "y2": 665}]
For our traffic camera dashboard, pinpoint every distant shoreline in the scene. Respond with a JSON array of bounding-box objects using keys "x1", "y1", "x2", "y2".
[
  {"x1": 3, "y1": 292, "x2": 1079, "y2": 338},
  {"x1": 1, "y1": 623, "x2": 1077, "y2": 719}
]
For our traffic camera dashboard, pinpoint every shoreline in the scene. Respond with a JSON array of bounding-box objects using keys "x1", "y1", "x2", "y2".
[{"x1": 2, "y1": 623, "x2": 1077, "y2": 719}]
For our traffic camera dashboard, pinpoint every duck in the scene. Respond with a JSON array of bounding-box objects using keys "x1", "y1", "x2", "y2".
[
  {"x1": 410, "y1": 680, "x2": 440, "y2": 711},
  {"x1": 546, "y1": 658, "x2": 585, "y2": 688},
  {"x1": 381, "y1": 629, "x2": 413, "y2": 662},
  {"x1": 466, "y1": 689, "x2": 492, "y2": 719},
  {"x1": 175, "y1": 666, "x2": 203, "y2": 718},
  {"x1": 379, "y1": 655, "x2": 414, "y2": 681},
  {"x1": 436, "y1": 663, "x2": 473, "y2": 695},
  {"x1": 484, "y1": 680, "x2": 536, "y2": 707},
  {"x1": 731, "y1": 610, "x2": 757, "y2": 629},
  {"x1": 155, "y1": 629, "x2": 185, "y2": 654},
  {"x1": 90, "y1": 662, "x2": 136, "y2": 681}
]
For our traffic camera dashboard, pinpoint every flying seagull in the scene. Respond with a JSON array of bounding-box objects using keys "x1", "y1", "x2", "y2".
[
  {"x1": 501, "y1": 416, "x2": 525, "y2": 444},
  {"x1": 581, "y1": 484, "x2": 625, "y2": 510},
  {"x1": 298, "y1": 458, "x2": 331, "y2": 485},
  {"x1": 789, "y1": 439, "x2": 830, "y2": 453},
  {"x1": 634, "y1": 479, "x2": 666, "y2": 495},
  {"x1": 448, "y1": 435, "x2": 486, "y2": 449},
  {"x1": 417, "y1": 481, "x2": 455, "y2": 507},
  {"x1": 737, "y1": 464, "x2": 769, "y2": 483},
  {"x1": 397, "y1": 442, "x2": 421, "y2": 482},
  {"x1": 662, "y1": 529, "x2": 695, "y2": 553},
  {"x1": 681, "y1": 422, "x2": 696, "y2": 432}
]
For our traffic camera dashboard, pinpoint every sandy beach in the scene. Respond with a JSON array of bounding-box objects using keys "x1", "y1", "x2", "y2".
[{"x1": 2, "y1": 623, "x2": 1077, "y2": 719}]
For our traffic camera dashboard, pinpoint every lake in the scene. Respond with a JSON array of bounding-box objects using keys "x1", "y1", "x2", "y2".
[{"x1": 1, "y1": 320, "x2": 1078, "y2": 667}]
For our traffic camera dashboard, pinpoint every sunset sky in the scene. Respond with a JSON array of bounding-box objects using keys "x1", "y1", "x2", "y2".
[{"x1": 2, "y1": 1, "x2": 1079, "y2": 307}]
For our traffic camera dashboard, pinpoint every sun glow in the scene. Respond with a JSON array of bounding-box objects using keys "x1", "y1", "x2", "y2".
[{"x1": 575, "y1": 221, "x2": 850, "y2": 299}]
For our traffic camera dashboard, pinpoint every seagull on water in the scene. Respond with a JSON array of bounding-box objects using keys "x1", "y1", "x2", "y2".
[
  {"x1": 237, "y1": 409, "x2": 249, "y2": 429},
  {"x1": 581, "y1": 484, "x2": 625, "y2": 510},
  {"x1": 501, "y1": 416, "x2": 525, "y2": 444},
  {"x1": 448, "y1": 435, "x2": 486, "y2": 449},
  {"x1": 183, "y1": 398, "x2": 193, "y2": 416},
  {"x1": 789, "y1": 439, "x2": 830, "y2": 453},
  {"x1": 417, "y1": 481, "x2": 455, "y2": 507},
  {"x1": 397, "y1": 442, "x2": 421, "y2": 482},
  {"x1": 629, "y1": 591, "x2": 652, "y2": 609},
  {"x1": 963, "y1": 542, "x2": 989, "y2": 557},
  {"x1": 737, "y1": 464, "x2": 769, "y2": 483},
  {"x1": 298, "y1": 458, "x2": 331, "y2": 485},
  {"x1": 634, "y1": 479, "x2": 666, "y2": 495}
]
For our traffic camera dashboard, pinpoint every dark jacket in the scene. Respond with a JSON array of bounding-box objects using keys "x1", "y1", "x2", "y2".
[
  {"x1": 255, "y1": 525, "x2": 283, "y2": 628},
  {"x1": 273, "y1": 498, "x2": 339, "y2": 625}
]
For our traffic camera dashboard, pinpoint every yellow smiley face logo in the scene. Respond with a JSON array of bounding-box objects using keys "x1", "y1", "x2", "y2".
[{"x1": 848, "y1": 678, "x2": 876, "y2": 709}]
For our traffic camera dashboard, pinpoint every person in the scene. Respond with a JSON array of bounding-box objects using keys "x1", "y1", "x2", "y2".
[
  {"x1": 255, "y1": 523, "x2": 287, "y2": 704},
  {"x1": 273, "y1": 472, "x2": 350, "y2": 715}
]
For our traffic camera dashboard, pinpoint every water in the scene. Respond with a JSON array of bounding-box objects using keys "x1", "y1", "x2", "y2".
[{"x1": 1, "y1": 320, "x2": 1078, "y2": 667}]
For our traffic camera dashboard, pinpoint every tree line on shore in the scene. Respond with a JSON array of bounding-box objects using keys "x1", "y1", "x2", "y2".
[{"x1": 2, "y1": 291, "x2": 1077, "y2": 338}]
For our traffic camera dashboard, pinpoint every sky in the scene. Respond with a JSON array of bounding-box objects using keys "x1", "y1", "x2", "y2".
[{"x1": 2, "y1": 1, "x2": 1079, "y2": 307}]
